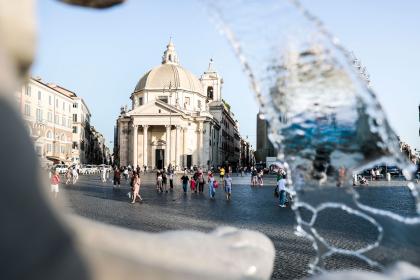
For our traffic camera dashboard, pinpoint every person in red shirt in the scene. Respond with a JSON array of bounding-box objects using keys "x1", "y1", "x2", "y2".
[{"x1": 50, "y1": 170, "x2": 60, "y2": 199}]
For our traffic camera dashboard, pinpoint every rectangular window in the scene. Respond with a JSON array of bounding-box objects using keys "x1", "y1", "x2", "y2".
[
  {"x1": 24, "y1": 104, "x2": 31, "y2": 116},
  {"x1": 73, "y1": 126, "x2": 77, "y2": 133},
  {"x1": 73, "y1": 114, "x2": 77, "y2": 122},
  {"x1": 60, "y1": 145, "x2": 65, "y2": 154},
  {"x1": 55, "y1": 99, "x2": 58, "y2": 107},
  {"x1": 54, "y1": 115, "x2": 59, "y2": 124},
  {"x1": 197, "y1": 100, "x2": 201, "y2": 109},
  {"x1": 68, "y1": 118, "x2": 72, "y2": 128},
  {"x1": 73, "y1": 103, "x2": 78, "y2": 108},
  {"x1": 47, "y1": 112, "x2": 52, "y2": 122},
  {"x1": 26, "y1": 86, "x2": 31, "y2": 96},
  {"x1": 49, "y1": 95, "x2": 52, "y2": 105},
  {"x1": 72, "y1": 141, "x2": 78, "y2": 149},
  {"x1": 68, "y1": 104, "x2": 71, "y2": 112},
  {"x1": 158, "y1": 96, "x2": 168, "y2": 103},
  {"x1": 139, "y1": 97, "x2": 143, "y2": 106},
  {"x1": 47, "y1": 143, "x2": 52, "y2": 153},
  {"x1": 36, "y1": 108, "x2": 43, "y2": 122},
  {"x1": 62, "y1": 116, "x2": 66, "y2": 127},
  {"x1": 185, "y1": 97, "x2": 190, "y2": 105},
  {"x1": 62, "y1": 102, "x2": 65, "y2": 110},
  {"x1": 38, "y1": 91, "x2": 42, "y2": 101}
]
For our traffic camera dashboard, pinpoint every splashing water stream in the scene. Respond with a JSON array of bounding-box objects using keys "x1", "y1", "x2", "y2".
[{"x1": 202, "y1": 0, "x2": 420, "y2": 276}]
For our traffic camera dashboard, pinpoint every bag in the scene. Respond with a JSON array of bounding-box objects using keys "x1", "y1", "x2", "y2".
[
  {"x1": 214, "y1": 180, "x2": 219, "y2": 189},
  {"x1": 274, "y1": 188, "x2": 279, "y2": 198}
]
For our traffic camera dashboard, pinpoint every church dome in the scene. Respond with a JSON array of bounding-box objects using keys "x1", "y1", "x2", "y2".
[
  {"x1": 134, "y1": 64, "x2": 204, "y2": 94},
  {"x1": 133, "y1": 39, "x2": 204, "y2": 95}
]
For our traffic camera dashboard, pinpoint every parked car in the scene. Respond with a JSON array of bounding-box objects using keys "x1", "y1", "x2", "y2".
[
  {"x1": 53, "y1": 164, "x2": 68, "y2": 174},
  {"x1": 98, "y1": 164, "x2": 112, "y2": 172},
  {"x1": 386, "y1": 166, "x2": 401, "y2": 177},
  {"x1": 80, "y1": 164, "x2": 98, "y2": 175},
  {"x1": 79, "y1": 165, "x2": 90, "y2": 175}
]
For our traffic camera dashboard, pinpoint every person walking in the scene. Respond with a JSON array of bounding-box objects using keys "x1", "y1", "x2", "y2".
[
  {"x1": 208, "y1": 172, "x2": 216, "y2": 199},
  {"x1": 251, "y1": 168, "x2": 258, "y2": 186},
  {"x1": 198, "y1": 171, "x2": 205, "y2": 193},
  {"x1": 101, "y1": 166, "x2": 107, "y2": 183},
  {"x1": 181, "y1": 172, "x2": 189, "y2": 194},
  {"x1": 277, "y1": 174, "x2": 288, "y2": 207},
  {"x1": 219, "y1": 166, "x2": 225, "y2": 182},
  {"x1": 162, "y1": 168, "x2": 168, "y2": 193},
  {"x1": 130, "y1": 171, "x2": 142, "y2": 204},
  {"x1": 71, "y1": 167, "x2": 78, "y2": 185},
  {"x1": 123, "y1": 167, "x2": 129, "y2": 182},
  {"x1": 65, "y1": 168, "x2": 72, "y2": 185},
  {"x1": 50, "y1": 170, "x2": 60, "y2": 199},
  {"x1": 190, "y1": 176, "x2": 197, "y2": 192},
  {"x1": 258, "y1": 170, "x2": 264, "y2": 186},
  {"x1": 156, "y1": 170, "x2": 163, "y2": 193},
  {"x1": 169, "y1": 171, "x2": 174, "y2": 190},
  {"x1": 224, "y1": 173, "x2": 232, "y2": 201},
  {"x1": 113, "y1": 167, "x2": 121, "y2": 188}
]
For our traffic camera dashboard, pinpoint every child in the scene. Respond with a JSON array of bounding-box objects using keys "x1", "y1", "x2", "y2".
[{"x1": 190, "y1": 177, "x2": 196, "y2": 192}]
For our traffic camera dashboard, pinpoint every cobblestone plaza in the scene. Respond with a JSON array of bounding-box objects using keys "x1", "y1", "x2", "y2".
[{"x1": 58, "y1": 174, "x2": 420, "y2": 279}]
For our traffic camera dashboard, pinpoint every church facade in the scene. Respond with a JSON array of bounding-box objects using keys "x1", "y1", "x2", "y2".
[{"x1": 114, "y1": 40, "x2": 241, "y2": 170}]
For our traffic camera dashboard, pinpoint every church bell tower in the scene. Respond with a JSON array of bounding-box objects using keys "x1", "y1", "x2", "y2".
[{"x1": 200, "y1": 58, "x2": 222, "y2": 102}]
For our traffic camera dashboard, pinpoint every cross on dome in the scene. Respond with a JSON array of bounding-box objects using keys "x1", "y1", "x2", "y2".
[{"x1": 162, "y1": 37, "x2": 179, "y2": 65}]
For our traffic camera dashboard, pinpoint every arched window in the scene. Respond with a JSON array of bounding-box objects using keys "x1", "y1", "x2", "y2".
[
  {"x1": 207, "y1": 86, "x2": 214, "y2": 99},
  {"x1": 168, "y1": 54, "x2": 172, "y2": 62},
  {"x1": 46, "y1": 131, "x2": 52, "y2": 139}
]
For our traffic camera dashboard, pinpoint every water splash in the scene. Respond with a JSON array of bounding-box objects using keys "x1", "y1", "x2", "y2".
[{"x1": 203, "y1": 0, "x2": 420, "y2": 275}]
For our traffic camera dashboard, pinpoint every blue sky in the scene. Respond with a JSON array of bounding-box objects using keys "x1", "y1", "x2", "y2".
[{"x1": 33, "y1": 0, "x2": 420, "y2": 150}]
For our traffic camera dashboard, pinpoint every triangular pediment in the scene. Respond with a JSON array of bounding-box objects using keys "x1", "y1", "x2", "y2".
[{"x1": 127, "y1": 100, "x2": 184, "y2": 116}]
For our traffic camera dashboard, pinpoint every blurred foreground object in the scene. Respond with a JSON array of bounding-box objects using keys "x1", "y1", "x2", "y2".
[
  {"x1": 58, "y1": 0, "x2": 125, "y2": 8},
  {"x1": 0, "y1": 0, "x2": 274, "y2": 279}
]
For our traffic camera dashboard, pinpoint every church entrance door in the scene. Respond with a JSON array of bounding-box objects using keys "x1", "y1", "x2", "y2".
[
  {"x1": 187, "y1": 155, "x2": 192, "y2": 169},
  {"x1": 155, "y1": 149, "x2": 165, "y2": 170}
]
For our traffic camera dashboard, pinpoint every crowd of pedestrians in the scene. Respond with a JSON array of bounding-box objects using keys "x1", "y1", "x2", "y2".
[{"x1": 49, "y1": 162, "x2": 292, "y2": 208}]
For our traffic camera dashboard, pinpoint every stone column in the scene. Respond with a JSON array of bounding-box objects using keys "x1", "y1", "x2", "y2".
[
  {"x1": 142, "y1": 125, "x2": 149, "y2": 169},
  {"x1": 133, "y1": 124, "x2": 138, "y2": 168},
  {"x1": 175, "y1": 126, "x2": 180, "y2": 170},
  {"x1": 165, "y1": 125, "x2": 171, "y2": 168},
  {"x1": 183, "y1": 127, "x2": 187, "y2": 169},
  {"x1": 198, "y1": 122, "x2": 204, "y2": 167}
]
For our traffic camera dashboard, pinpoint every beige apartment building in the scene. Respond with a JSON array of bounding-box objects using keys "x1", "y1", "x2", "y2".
[
  {"x1": 51, "y1": 85, "x2": 92, "y2": 164},
  {"x1": 16, "y1": 77, "x2": 107, "y2": 167},
  {"x1": 16, "y1": 78, "x2": 73, "y2": 166}
]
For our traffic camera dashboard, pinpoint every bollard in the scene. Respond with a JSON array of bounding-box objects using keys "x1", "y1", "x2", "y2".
[{"x1": 386, "y1": 172, "x2": 391, "y2": 181}]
